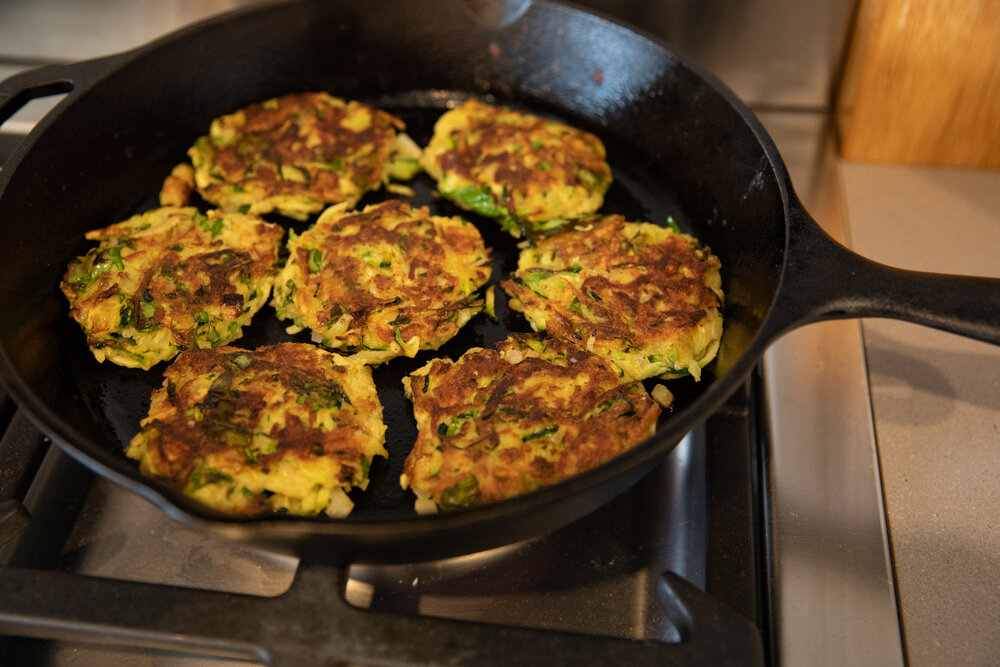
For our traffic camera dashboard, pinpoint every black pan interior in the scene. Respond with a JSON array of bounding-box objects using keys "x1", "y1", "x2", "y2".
[{"x1": 0, "y1": 0, "x2": 787, "y2": 555}]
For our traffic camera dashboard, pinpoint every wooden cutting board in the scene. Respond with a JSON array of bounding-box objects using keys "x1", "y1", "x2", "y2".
[{"x1": 836, "y1": 0, "x2": 1000, "y2": 169}]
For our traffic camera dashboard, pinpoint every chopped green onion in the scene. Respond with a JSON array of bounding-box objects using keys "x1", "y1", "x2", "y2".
[
  {"x1": 308, "y1": 247, "x2": 323, "y2": 273},
  {"x1": 118, "y1": 303, "x2": 133, "y2": 328},
  {"x1": 444, "y1": 185, "x2": 505, "y2": 219},
  {"x1": 521, "y1": 425, "x2": 559, "y2": 442},
  {"x1": 439, "y1": 476, "x2": 481, "y2": 508},
  {"x1": 107, "y1": 246, "x2": 126, "y2": 272}
]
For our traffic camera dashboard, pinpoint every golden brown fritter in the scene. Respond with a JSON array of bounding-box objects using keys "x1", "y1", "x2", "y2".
[
  {"x1": 125, "y1": 343, "x2": 387, "y2": 517},
  {"x1": 187, "y1": 92, "x2": 421, "y2": 220},
  {"x1": 271, "y1": 199, "x2": 492, "y2": 364},
  {"x1": 420, "y1": 98, "x2": 612, "y2": 237},
  {"x1": 61, "y1": 206, "x2": 283, "y2": 370},
  {"x1": 400, "y1": 334, "x2": 661, "y2": 512},
  {"x1": 501, "y1": 214, "x2": 723, "y2": 381}
]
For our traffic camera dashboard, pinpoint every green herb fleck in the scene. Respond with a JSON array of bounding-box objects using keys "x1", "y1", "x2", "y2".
[
  {"x1": 439, "y1": 476, "x2": 481, "y2": 509},
  {"x1": 107, "y1": 246, "x2": 126, "y2": 272},
  {"x1": 195, "y1": 212, "x2": 224, "y2": 238},
  {"x1": 290, "y1": 376, "x2": 352, "y2": 411},
  {"x1": 445, "y1": 185, "x2": 505, "y2": 219},
  {"x1": 206, "y1": 328, "x2": 223, "y2": 347},
  {"x1": 521, "y1": 425, "x2": 559, "y2": 442},
  {"x1": 189, "y1": 467, "x2": 234, "y2": 492},
  {"x1": 308, "y1": 247, "x2": 323, "y2": 273},
  {"x1": 118, "y1": 303, "x2": 133, "y2": 328},
  {"x1": 573, "y1": 165, "x2": 604, "y2": 189}
]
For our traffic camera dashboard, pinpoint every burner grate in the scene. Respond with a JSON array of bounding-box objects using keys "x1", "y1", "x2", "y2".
[{"x1": 0, "y1": 562, "x2": 760, "y2": 665}]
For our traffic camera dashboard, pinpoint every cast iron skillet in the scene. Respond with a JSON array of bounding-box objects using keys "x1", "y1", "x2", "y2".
[{"x1": 1, "y1": 0, "x2": 999, "y2": 563}]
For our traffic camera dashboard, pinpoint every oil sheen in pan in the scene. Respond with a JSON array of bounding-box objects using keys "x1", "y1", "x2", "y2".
[{"x1": 68, "y1": 91, "x2": 713, "y2": 519}]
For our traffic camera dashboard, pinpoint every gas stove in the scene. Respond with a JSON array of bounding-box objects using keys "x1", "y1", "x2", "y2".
[{"x1": 1, "y1": 375, "x2": 763, "y2": 664}]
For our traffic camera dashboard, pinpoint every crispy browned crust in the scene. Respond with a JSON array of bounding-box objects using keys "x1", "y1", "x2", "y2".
[
  {"x1": 435, "y1": 106, "x2": 607, "y2": 193},
  {"x1": 272, "y1": 199, "x2": 491, "y2": 357},
  {"x1": 60, "y1": 207, "x2": 283, "y2": 369},
  {"x1": 503, "y1": 215, "x2": 720, "y2": 343},
  {"x1": 402, "y1": 334, "x2": 661, "y2": 509},
  {"x1": 422, "y1": 99, "x2": 612, "y2": 234},
  {"x1": 129, "y1": 343, "x2": 385, "y2": 514},
  {"x1": 499, "y1": 214, "x2": 723, "y2": 380},
  {"x1": 194, "y1": 92, "x2": 404, "y2": 210}
]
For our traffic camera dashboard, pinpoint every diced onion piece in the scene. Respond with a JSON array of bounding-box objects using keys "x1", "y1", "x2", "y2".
[
  {"x1": 324, "y1": 486, "x2": 355, "y2": 518},
  {"x1": 503, "y1": 348, "x2": 524, "y2": 365},
  {"x1": 651, "y1": 383, "x2": 674, "y2": 409}
]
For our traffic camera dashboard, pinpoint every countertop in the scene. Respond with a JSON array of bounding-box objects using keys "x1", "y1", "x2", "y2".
[
  {"x1": 842, "y1": 163, "x2": 1000, "y2": 665},
  {"x1": 757, "y1": 107, "x2": 1000, "y2": 665}
]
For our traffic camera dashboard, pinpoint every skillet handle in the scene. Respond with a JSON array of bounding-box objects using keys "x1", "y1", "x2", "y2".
[
  {"x1": 765, "y1": 204, "x2": 1000, "y2": 345},
  {"x1": 0, "y1": 54, "x2": 126, "y2": 130}
]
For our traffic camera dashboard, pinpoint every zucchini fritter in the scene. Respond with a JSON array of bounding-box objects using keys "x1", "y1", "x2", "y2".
[
  {"x1": 501, "y1": 215, "x2": 723, "y2": 381},
  {"x1": 400, "y1": 334, "x2": 661, "y2": 512},
  {"x1": 271, "y1": 199, "x2": 492, "y2": 364},
  {"x1": 187, "y1": 92, "x2": 421, "y2": 220},
  {"x1": 61, "y1": 206, "x2": 282, "y2": 370},
  {"x1": 125, "y1": 343, "x2": 387, "y2": 517},
  {"x1": 420, "y1": 99, "x2": 612, "y2": 237}
]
